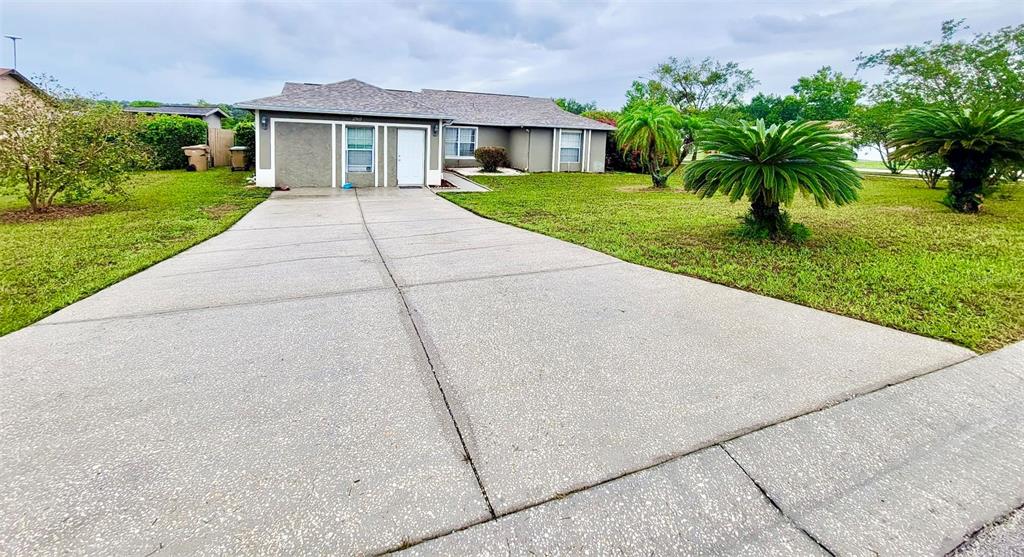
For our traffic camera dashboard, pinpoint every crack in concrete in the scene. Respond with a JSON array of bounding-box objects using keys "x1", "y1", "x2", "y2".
[
  {"x1": 354, "y1": 188, "x2": 497, "y2": 519},
  {"x1": 947, "y1": 501, "x2": 1024, "y2": 556},
  {"x1": 389, "y1": 241, "x2": 540, "y2": 260},
  {"x1": 188, "y1": 237, "x2": 370, "y2": 255},
  {"x1": 155, "y1": 254, "x2": 369, "y2": 278},
  {"x1": 29, "y1": 286, "x2": 393, "y2": 328},
  {"x1": 371, "y1": 224, "x2": 505, "y2": 240},
  {"x1": 719, "y1": 445, "x2": 837, "y2": 556},
  {"x1": 226, "y1": 222, "x2": 365, "y2": 232}
]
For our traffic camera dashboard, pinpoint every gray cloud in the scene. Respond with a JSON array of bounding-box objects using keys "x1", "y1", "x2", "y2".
[{"x1": 1, "y1": 0, "x2": 1019, "y2": 109}]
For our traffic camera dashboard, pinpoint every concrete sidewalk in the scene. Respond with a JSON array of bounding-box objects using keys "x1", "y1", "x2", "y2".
[{"x1": 2, "y1": 186, "x2": 1016, "y2": 555}]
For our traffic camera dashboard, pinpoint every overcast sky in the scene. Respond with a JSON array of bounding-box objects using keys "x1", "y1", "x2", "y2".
[{"x1": 1, "y1": 0, "x2": 1021, "y2": 108}]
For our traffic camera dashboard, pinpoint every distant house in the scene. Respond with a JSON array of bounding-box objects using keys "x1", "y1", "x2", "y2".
[
  {"x1": 0, "y1": 68, "x2": 47, "y2": 105},
  {"x1": 236, "y1": 79, "x2": 614, "y2": 189},
  {"x1": 123, "y1": 104, "x2": 228, "y2": 129}
]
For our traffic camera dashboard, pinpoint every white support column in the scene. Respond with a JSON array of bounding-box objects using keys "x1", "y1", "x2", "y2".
[
  {"x1": 374, "y1": 124, "x2": 380, "y2": 187},
  {"x1": 331, "y1": 124, "x2": 337, "y2": 187},
  {"x1": 383, "y1": 126, "x2": 389, "y2": 187},
  {"x1": 341, "y1": 124, "x2": 347, "y2": 186}
]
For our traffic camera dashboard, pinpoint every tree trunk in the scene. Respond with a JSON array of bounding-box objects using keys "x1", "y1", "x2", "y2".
[
  {"x1": 750, "y1": 194, "x2": 785, "y2": 234},
  {"x1": 945, "y1": 149, "x2": 990, "y2": 213}
]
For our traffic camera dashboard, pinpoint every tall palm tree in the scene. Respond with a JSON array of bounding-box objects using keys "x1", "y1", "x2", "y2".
[
  {"x1": 616, "y1": 100, "x2": 689, "y2": 187},
  {"x1": 682, "y1": 119, "x2": 861, "y2": 239},
  {"x1": 890, "y1": 106, "x2": 1024, "y2": 213}
]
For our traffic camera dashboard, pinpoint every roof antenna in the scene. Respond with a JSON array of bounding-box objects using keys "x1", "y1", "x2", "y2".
[{"x1": 4, "y1": 35, "x2": 21, "y2": 69}]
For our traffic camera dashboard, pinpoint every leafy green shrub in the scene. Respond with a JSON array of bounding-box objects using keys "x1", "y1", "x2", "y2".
[
  {"x1": 0, "y1": 91, "x2": 149, "y2": 212},
  {"x1": 683, "y1": 119, "x2": 861, "y2": 240},
  {"x1": 233, "y1": 121, "x2": 256, "y2": 170},
  {"x1": 138, "y1": 115, "x2": 207, "y2": 170},
  {"x1": 234, "y1": 121, "x2": 255, "y2": 153},
  {"x1": 912, "y1": 155, "x2": 946, "y2": 189},
  {"x1": 474, "y1": 147, "x2": 508, "y2": 172}
]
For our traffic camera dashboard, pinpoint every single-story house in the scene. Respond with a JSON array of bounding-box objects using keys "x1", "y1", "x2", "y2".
[
  {"x1": 235, "y1": 79, "x2": 615, "y2": 188},
  {"x1": 123, "y1": 104, "x2": 228, "y2": 129},
  {"x1": 0, "y1": 68, "x2": 47, "y2": 105}
]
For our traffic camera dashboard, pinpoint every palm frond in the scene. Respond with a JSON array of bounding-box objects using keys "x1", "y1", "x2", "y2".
[{"x1": 683, "y1": 119, "x2": 861, "y2": 208}]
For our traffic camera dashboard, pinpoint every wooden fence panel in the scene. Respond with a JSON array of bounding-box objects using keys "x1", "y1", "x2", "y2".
[{"x1": 208, "y1": 128, "x2": 235, "y2": 168}]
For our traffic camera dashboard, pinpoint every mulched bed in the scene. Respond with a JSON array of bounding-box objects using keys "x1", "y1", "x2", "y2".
[
  {"x1": 0, "y1": 203, "x2": 109, "y2": 224},
  {"x1": 430, "y1": 180, "x2": 458, "y2": 189}
]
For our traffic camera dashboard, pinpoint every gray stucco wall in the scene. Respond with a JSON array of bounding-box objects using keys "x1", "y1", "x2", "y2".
[
  {"x1": 443, "y1": 125, "x2": 510, "y2": 168},
  {"x1": 203, "y1": 114, "x2": 222, "y2": 129},
  {"x1": 257, "y1": 110, "x2": 440, "y2": 178},
  {"x1": 589, "y1": 131, "x2": 607, "y2": 173},
  {"x1": 509, "y1": 129, "x2": 530, "y2": 171},
  {"x1": 274, "y1": 121, "x2": 332, "y2": 188},
  {"x1": 528, "y1": 128, "x2": 554, "y2": 172},
  {"x1": 559, "y1": 162, "x2": 582, "y2": 172}
]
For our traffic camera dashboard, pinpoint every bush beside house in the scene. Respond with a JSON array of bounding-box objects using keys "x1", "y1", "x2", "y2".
[
  {"x1": 474, "y1": 147, "x2": 509, "y2": 172},
  {"x1": 138, "y1": 115, "x2": 208, "y2": 170}
]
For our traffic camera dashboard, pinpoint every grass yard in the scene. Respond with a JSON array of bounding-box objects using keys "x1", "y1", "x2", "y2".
[
  {"x1": 443, "y1": 172, "x2": 1024, "y2": 352},
  {"x1": 0, "y1": 168, "x2": 269, "y2": 335}
]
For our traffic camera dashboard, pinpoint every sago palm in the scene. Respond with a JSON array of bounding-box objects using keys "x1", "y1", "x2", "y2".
[
  {"x1": 616, "y1": 100, "x2": 688, "y2": 187},
  {"x1": 683, "y1": 119, "x2": 861, "y2": 239},
  {"x1": 890, "y1": 106, "x2": 1024, "y2": 213}
]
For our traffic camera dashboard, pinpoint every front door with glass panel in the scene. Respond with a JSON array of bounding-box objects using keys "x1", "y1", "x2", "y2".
[{"x1": 397, "y1": 129, "x2": 426, "y2": 185}]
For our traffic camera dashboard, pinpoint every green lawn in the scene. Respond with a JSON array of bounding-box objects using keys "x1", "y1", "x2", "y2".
[
  {"x1": 0, "y1": 168, "x2": 269, "y2": 335},
  {"x1": 442, "y1": 172, "x2": 1024, "y2": 352}
]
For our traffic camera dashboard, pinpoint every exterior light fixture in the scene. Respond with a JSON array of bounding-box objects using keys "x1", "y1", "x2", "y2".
[
  {"x1": 260, "y1": 114, "x2": 269, "y2": 130},
  {"x1": 432, "y1": 123, "x2": 439, "y2": 136}
]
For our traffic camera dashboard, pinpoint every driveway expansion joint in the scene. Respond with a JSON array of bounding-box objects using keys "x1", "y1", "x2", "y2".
[
  {"x1": 29, "y1": 285, "x2": 394, "y2": 328},
  {"x1": 354, "y1": 188, "x2": 497, "y2": 519},
  {"x1": 720, "y1": 444, "x2": 837, "y2": 556}
]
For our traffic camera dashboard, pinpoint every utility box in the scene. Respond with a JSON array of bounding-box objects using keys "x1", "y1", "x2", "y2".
[
  {"x1": 182, "y1": 145, "x2": 209, "y2": 172},
  {"x1": 229, "y1": 146, "x2": 248, "y2": 171}
]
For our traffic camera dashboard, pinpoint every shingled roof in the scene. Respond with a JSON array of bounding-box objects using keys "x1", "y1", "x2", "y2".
[
  {"x1": 236, "y1": 79, "x2": 615, "y2": 130},
  {"x1": 236, "y1": 79, "x2": 447, "y2": 119},
  {"x1": 418, "y1": 89, "x2": 614, "y2": 131},
  {"x1": 123, "y1": 105, "x2": 228, "y2": 118}
]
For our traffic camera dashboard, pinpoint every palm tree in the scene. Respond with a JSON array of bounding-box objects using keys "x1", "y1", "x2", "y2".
[
  {"x1": 890, "y1": 106, "x2": 1024, "y2": 213},
  {"x1": 616, "y1": 100, "x2": 690, "y2": 187},
  {"x1": 682, "y1": 119, "x2": 861, "y2": 239}
]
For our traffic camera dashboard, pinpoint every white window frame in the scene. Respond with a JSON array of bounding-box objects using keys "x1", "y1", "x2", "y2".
[
  {"x1": 444, "y1": 126, "x2": 478, "y2": 159},
  {"x1": 346, "y1": 126, "x2": 375, "y2": 173},
  {"x1": 559, "y1": 130, "x2": 583, "y2": 164}
]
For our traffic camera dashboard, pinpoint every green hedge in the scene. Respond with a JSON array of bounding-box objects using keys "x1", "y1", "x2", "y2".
[
  {"x1": 234, "y1": 121, "x2": 255, "y2": 153},
  {"x1": 138, "y1": 115, "x2": 208, "y2": 170}
]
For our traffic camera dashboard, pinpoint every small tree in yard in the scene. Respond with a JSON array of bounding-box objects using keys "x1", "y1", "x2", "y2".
[
  {"x1": 0, "y1": 89, "x2": 148, "y2": 212},
  {"x1": 683, "y1": 119, "x2": 861, "y2": 241},
  {"x1": 615, "y1": 100, "x2": 690, "y2": 188},
  {"x1": 912, "y1": 155, "x2": 947, "y2": 189},
  {"x1": 473, "y1": 147, "x2": 508, "y2": 172},
  {"x1": 846, "y1": 102, "x2": 911, "y2": 174},
  {"x1": 891, "y1": 106, "x2": 1024, "y2": 213}
]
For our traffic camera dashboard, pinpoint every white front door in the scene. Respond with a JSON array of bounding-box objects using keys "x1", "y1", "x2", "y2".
[{"x1": 397, "y1": 129, "x2": 426, "y2": 186}]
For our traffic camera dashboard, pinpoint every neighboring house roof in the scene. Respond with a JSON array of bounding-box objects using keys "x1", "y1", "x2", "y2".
[
  {"x1": 0, "y1": 68, "x2": 47, "y2": 98},
  {"x1": 123, "y1": 105, "x2": 228, "y2": 118},
  {"x1": 236, "y1": 79, "x2": 448, "y2": 120},
  {"x1": 236, "y1": 79, "x2": 615, "y2": 131},
  {"x1": 418, "y1": 89, "x2": 614, "y2": 131}
]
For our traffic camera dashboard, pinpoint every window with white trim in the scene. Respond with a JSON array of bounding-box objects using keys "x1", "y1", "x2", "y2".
[
  {"x1": 347, "y1": 127, "x2": 374, "y2": 173},
  {"x1": 444, "y1": 126, "x2": 477, "y2": 158},
  {"x1": 559, "y1": 130, "x2": 582, "y2": 163}
]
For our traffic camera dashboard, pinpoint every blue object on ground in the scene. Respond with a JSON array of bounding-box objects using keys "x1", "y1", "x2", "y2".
[{"x1": 342, "y1": 183, "x2": 353, "y2": 189}]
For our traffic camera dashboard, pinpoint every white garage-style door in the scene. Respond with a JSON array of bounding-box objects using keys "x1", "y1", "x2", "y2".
[{"x1": 397, "y1": 129, "x2": 426, "y2": 186}]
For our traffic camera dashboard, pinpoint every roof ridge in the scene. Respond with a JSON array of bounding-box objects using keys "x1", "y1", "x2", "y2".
[{"x1": 423, "y1": 88, "x2": 533, "y2": 99}]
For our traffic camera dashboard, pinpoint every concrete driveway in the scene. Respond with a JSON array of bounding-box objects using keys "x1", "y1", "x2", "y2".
[{"x1": 2, "y1": 187, "x2": 1020, "y2": 555}]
